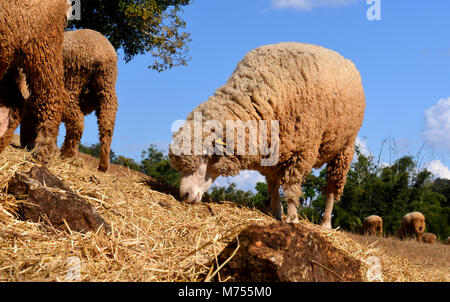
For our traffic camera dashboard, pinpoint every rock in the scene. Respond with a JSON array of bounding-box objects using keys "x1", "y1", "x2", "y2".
[
  {"x1": 214, "y1": 223, "x2": 363, "y2": 282},
  {"x1": 8, "y1": 166, "x2": 111, "y2": 234}
]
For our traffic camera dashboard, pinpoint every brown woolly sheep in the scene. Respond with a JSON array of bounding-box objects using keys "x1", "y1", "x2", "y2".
[
  {"x1": 422, "y1": 232, "x2": 437, "y2": 244},
  {"x1": 58, "y1": 29, "x2": 118, "y2": 172},
  {"x1": 17, "y1": 29, "x2": 119, "y2": 172},
  {"x1": 361, "y1": 215, "x2": 383, "y2": 236},
  {"x1": 0, "y1": 0, "x2": 69, "y2": 162},
  {"x1": 398, "y1": 212, "x2": 426, "y2": 243},
  {"x1": 169, "y1": 42, "x2": 366, "y2": 228}
]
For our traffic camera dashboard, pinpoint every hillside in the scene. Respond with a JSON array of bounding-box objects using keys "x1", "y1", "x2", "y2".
[{"x1": 0, "y1": 146, "x2": 448, "y2": 282}]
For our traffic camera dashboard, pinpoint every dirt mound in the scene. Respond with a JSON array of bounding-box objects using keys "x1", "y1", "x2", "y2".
[{"x1": 214, "y1": 223, "x2": 363, "y2": 282}]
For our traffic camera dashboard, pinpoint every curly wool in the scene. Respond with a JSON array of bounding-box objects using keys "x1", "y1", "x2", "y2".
[
  {"x1": 398, "y1": 212, "x2": 426, "y2": 242},
  {"x1": 171, "y1": 42, "x2": 365, "y2": 200},
  {"x1": 59, "y1": 29, "x2": 118, "y2": 172},
  {"x1": 0, "y1": 0, "x2": 69, "y2": 162},
  {"x1": 361, "y1": 215, "x2": 383, "y2": 236},
  {"x1": 422, "y1": 232, "x2": 437, "y2": 244}
]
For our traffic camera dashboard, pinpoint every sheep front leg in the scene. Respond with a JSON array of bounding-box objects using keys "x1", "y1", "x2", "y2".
[
  {"x1": 322, "y1": 183, "x2": 335, "y2": 229},
  {"x1": 266, "y1": 175, "x2": 282, "y2": 220},
  {"x1": 22, "y1": 52, "x2": 66, "y2": 163},
  {"x1": 283, "y1": 182, "x2": 302, "y2": 223}
]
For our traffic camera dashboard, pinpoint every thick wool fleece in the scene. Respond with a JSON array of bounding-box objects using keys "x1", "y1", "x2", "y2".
[
  {"x1": 398, "y1": 212, "x2": 426, "y2": 242},
  {"x1": 19, "y1": 29, "x2": 119, "y2": 172},
  {"x1": 170, "y1": 42, "x2": 365, "y2": 224},
  {"x1": 59, "y1": 29, "x2": 118, "y2": 172},
  {"x1": 0, "y1": 0, "x2": 69, "y2": 162},
  {"x1": 361, "y1": 215, "x2": 383, "y2": 236},
  {"x1": 422, "y1": 233, "x2": 436, "y2": 244}
]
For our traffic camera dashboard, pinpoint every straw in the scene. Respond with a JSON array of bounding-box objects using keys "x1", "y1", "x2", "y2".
[{"x1": 0, "y1": 146, "x2": 448, "y2": 282}]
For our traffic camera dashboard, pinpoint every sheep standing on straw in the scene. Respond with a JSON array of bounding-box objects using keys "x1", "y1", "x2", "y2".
[{"x1": 170, "y1": 42, "x2": 365, "y2": 228}]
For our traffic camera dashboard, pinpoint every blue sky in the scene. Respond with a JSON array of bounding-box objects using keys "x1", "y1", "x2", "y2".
[{"x1": 59, "y1": 0, "x2": 450, "y2": 190}]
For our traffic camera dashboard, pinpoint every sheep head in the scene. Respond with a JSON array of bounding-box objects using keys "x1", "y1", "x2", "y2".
[{"x1": 177, "y1": 157, "x2": 219, "y2": 203}]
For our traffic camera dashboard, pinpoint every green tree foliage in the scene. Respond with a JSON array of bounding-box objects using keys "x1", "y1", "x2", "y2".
[
  {"x1": 140, "y1": 144, "x2": 181, "y2": 187},
  {"x1": 79, "y1": 143, "x2": 180, "y2": 187},
  {"x1": 209, "y1": 183, "x2": 254, "y2": 207},
  {"x1": 252, "y1": 182, "x2": 269, "y2": 206},
  {"x1": 79, "y1": 143, "x2": 116, "y2": 161},
  {"x1": 69, "y1": 0, "x2": 192, "y2": 71}
]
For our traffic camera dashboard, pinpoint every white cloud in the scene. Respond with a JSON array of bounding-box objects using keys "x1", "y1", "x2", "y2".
[
  {"x1": 422, "y1": 98, "x2": 450, "y2": 151},
  {"x1": 212, "y1": 170, "x2": 265, "y2": 192},
  {"x1": 271, "y1": 0, "x2": 360, "y2": 10},
  {"x1": 425, "y1": 160, "x2": 450, "y2": 179},
  {"x1": 355, "y1": 136, "x2": 371, "y2": 157}
]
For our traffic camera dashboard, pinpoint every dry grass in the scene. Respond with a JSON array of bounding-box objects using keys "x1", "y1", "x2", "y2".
[
  {"x1": 0, "y1": 146, "x2": 448, "y2": 282},
  {"x1": 347, "y1": 233, "x2": 450, "y2": 281}
]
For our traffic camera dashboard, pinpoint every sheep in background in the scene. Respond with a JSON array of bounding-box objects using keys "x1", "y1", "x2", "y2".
[
  {"x1": 0, "y1": 0, "x2": 69, "y2": 162},
  {"x1": 422, "y1": 233, "x2": 437, "y2": 244},
  {"x1": 398, "y1": 212, "x2": 426, "y2": 243},
  {"x1": 361, "y1": 215, "x2": 383, "y2": 236},
  {"x1": 169, "y1": 42, "x2": 365, "y2": 228},
  {"x1": 19, "y1": 29, "x2": 119, "y2": 172}
]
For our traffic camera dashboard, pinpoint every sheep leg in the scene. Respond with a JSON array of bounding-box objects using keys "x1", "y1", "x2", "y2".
[
  {"x1": 283, "y1": 182, "x2": 302, "y2": 223},
  {"x1": 322, "y1": 144, "x2": 354, "y2": 229},
  {"x1": 266, "y1": 175, "x2": 282, "y2": 220},
  {"x1": 20, "y1": 105, "x2": 38, "y2": 149},
  {"x1": 21, "y1": 52, "x2": 66, "y2": 163},
  {"x1": 95, "y1": 87, "x2": 118, "y2": 172},
  {"x1": 60, "y1": 103, "x2": 84, "y2": 159}
]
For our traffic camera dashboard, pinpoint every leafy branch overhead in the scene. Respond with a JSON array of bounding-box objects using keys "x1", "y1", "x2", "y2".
[{"x1": 68, "y1": 0, "x2": 192, "y2": 72}]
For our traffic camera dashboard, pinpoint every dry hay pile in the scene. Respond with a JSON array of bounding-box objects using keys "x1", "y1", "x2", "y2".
[{"x1": 0, "y1": 146, "x2": 447, "y2": 282}]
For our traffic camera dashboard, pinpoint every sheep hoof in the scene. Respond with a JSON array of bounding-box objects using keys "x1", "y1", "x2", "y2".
[
  {"x1": 320, "y1": 222, "x2": 332, "y2": 229},
  {"x1": 286, "y1": 216, "x2": 299, "y2": 224}
]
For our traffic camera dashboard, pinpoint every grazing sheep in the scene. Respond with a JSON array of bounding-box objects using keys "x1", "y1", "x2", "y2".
[
  {"x1": 361, "y1": 215, "x2": 383, "y2": 236},
  {"x1": 17, "y1": 29, "x2": 119, "y2": 172},
  {"x1": 0, "y1": 0, "x2": 69, "y2": 162},
  {"x1": 422, "y1": 232, "x2": 437, "y2": 244},
  {"x1": 169, "y1": 42, "x2": 366, "y2": 228},
  {"x1": 398, "y1": 212, "x2": 426, "y2": 243}
]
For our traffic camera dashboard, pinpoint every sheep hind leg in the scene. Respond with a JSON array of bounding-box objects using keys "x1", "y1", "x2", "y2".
[
  {"x1": 95, "y1": 89, "x2": 118, "y2": 172},
  {"x1": 322, "y1": 144, "x2": 354, "y2": 229},
  {"x1": 266, "y1": 175, "x2": 282, "y2": 220},
  {"x1": 60, "y1": 104, "x2": 84, "y2": 159}
]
